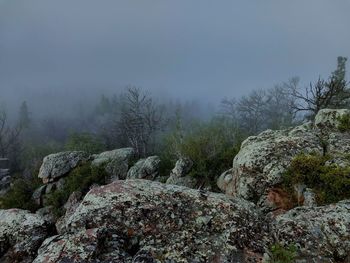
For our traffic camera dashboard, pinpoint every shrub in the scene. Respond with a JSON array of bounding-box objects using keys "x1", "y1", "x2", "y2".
[
  {"x1": 0, "y1": 175, "x2": 42, "y2": 212},
  {"x1": 46, "y1": 162, "x2": 108, "y2": 217},
  {"x1": 161, "y1": 118, "x2": 240, "y2": 188},
  {"x1": 269, "y1": 243, "x2": 297, "y2": 263},
  {"x1": 64, "y1": 132, "x2": 106, "y2": 154},
  {"x1": 283, "y1": 153, "x2": 350, "y2": 205},
  {"x1": 338, "y1": 114, "x2": 350, "y2": 132}
]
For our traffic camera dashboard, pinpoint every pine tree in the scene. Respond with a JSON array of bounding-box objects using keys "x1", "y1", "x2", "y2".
[{"x1": 19, "y1": 101, "x2": 30, "y2": 129}]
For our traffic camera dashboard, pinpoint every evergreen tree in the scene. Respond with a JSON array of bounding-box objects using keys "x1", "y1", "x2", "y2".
[{"x1": 19, "y1": 101, "x2": 30, "y2": 129}]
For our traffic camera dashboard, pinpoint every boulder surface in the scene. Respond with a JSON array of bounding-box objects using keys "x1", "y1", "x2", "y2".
[{"x1": 34, "y1": 179, "x2": 268, "y2": 262}]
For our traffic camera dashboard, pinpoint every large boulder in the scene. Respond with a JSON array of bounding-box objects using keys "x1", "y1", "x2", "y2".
[
  {"x1": 217, "y1": 123, "x2": 323, "y2": 205},
  {"x1": 34, "y1": 180, "x2": 268, "y2": 262},
  {"x1": 92, "y1": 148, "x2": 135, "y2": 181},
  {"x1": 270, "y1": 200, "x2": 350, "y2": 262},
  {"x1": 0, "y1": 209, "x2": 48, "y2": 262},
  {"x1": 314, "y1": 108, "x2": 350, "y2": 131},
  {"x1": 127, "y1": 156, "x2": 161, "y2": 180},
  {"x1": 38, "y1": 151, "x2": 90, "y2": 184}
]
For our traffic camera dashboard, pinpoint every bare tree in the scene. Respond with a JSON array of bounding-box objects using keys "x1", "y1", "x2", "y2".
[
  {"x1": 117, "y1": 87, "x2": 165, "y2": 157},
  {"x1": 287, "y1": 57, "x2": 350, "y2": 119},
  {"x1": 0, "y1": 109, "x2": 22, "y2": 170}
]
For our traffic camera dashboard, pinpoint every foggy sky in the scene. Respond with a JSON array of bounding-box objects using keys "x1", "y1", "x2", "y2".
[{"x1": 0, "y1": 0, "x2": 350, "y2": 115}]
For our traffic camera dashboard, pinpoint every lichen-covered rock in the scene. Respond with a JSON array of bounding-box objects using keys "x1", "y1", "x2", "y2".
[
  {"x1": 55, "y1": 191, "x2": 83, "y2": 234},
  {"x1": 38, "y1": 151, "x2": 90, "y2": 184},
  {"x1": 270, "y1": 200, "x2": 350, "y2": 262},
  {"x1": 0, "y1": 209, "x2": 48, "y2": 262},
  {"x1": 314, "y1": 108, "x2": 350, "y2": 131},
  {"x1": 127, "y1": 156, "x2": 160, "y2": 180},
  {"x1": 217, "y1": 123, "x2": 323, "y2": 204},
  {"x1": 35, "y1": 180, "x2": 269, "y2": 262},
  {"x1": 166, "y1": 158, "x2": 197, "y2": 188},
  {"x1": 33, "y1": 228, "x2": 134, "y2": 263},
  {"x1": 92, "y1": 148, "x2": 135, "y2": 181}
]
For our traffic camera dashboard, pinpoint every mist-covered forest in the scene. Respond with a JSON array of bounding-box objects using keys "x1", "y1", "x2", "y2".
[{"x1": 1, "y1": 56, "x2": 348, "y2": 186}]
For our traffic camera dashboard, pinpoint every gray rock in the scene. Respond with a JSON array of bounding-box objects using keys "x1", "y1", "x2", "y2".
[
  {"x1": 171, "y1": 157, "x2": 193, "y2": 177},
  {"x1": 314, "y1": 108, "x2": 350, "y2": 131},
  {"x1": 0, "y1": 209, "x2": 48, "y2": 262},
  {"x1": 32, "y1": 185, "x2": 47, "y2": 206},
  {"x1": 270, "y1": 200, "x2": 350, "y2": 262},
  {"x1": 35, "y1": 180, "x2": 268, "y2": 262},
  {"x1": 38, "y1": 151, "x2": 90, "y2": 184},
  {"x1": 127, "y1": 156, "x2": 161, "y2": 180},
  {"x1": 56, "y1": 191, "x2": 83, "y2": 234},
  {"x1": 92, "y1": 148, "x2": 135, "y2": 181},
  {"x1": 36, "y1": 206, "x2": 56, "y2": 226},
  {"x1": 217, "y1": 124, "x2": 322, "y2": 204},
  {"x1": 33, "y1": 228, "x2": 133, "y2": 263},
  {"x1": 166, "y1": 158, "x2": 196, "y2": 188}
]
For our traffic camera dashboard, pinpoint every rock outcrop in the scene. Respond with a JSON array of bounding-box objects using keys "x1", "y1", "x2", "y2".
[
  {"x1": 127, "y1": 156, "x2": 161, "y2": 180},
  {"x1": 314, "y1": 108, "x2": 350, "y2": 131},
  {"x1": 270, "y1": 200, "x2": 350, "y2": 262},
  {"x1": 217, "y1": 123, "x2": 322, "y2": 205},
  {"x1": 0, "y1": 209, "x2": 48, "y2": 262},
  {"x1": 38, "y1": 151, "x2": 90, "y2": 184},
  {"x1": 34, "y1": 180, "x2": 268, "y2": 262},
  {"x1": 4, "y1": 109, "x2": 350, "y2": 262},
  {"x1": 92, "y1": 148, "x2": 135, "y2": 181},
  {"x1": 218, "y1": 109, "x2": 350, "y2": 212}
]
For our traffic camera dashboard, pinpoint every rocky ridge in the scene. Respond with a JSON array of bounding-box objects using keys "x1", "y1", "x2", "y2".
[{"x1": 1, "y1": 109, "x2": 350, "y2": 262}]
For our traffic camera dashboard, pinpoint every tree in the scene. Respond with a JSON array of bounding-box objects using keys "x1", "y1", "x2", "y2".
[
  {"x1": 95, "y1": 95, "x2": 112, "y2": 116},
  {"x1": 117, "y1": 87, "x2": 165, "y2": 157},
  {"x1": 0, "y1": 108, "x2": 22, "y2": 170},
  {"x1": 18, "y1": 101, "x2": 30, "y2": 129},
  {"x1": 288, "y1": 57, "x2": 350, "y2": 119}
]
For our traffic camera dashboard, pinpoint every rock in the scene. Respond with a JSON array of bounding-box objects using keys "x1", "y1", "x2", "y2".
[
  {"x1": 302, "y1": 188, "x2": 317, "y2": 207},
  {"x1": 166, "y1": 158, "x2": 197, "y2": 188},
  {"x1": 33, "y1": 228, "x2": 133, "y2": 263},
  {"x1": 56, "y1": 191, "x2": 83, "y2": 234},
  {"x1": 32, "y1": 185, "x2": 47, "y2": 206},
  {"x1": 0, "y1": 209, "x2": 48, "y2": 262},
  {"x1": 217, "y1": 123, "x2": 323, "y2": 206},
  {"x1": 314, "y1": 108, "x2": 350, "y2": 131},
  {"x1": 270, "y1": 200, "x2": 350, "y2": 262},
  {"x1": 127, "y1": 156, "x2": 161, "y2": 180},
  {"x1": 166, "y1": 175, "x2": 197, "y2": 188},
  {"x1": 38, "y1": 151, "x2": 90, "y2": 184},
  {"x1": 92, "y1": 148, "x2": 135, "y2": 181},
  {"x1": 35, "y1": 180, "x2": 268, "y2": 262},
  {"x1": 35, "y1": 206, "x2": 56, "y2": 226},
  {"x1": 172, "y1": 157, "x2": 193, "y2": 177}
]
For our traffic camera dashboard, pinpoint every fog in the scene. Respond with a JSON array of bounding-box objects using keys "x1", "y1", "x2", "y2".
[{"x1": 0, "y1": 0, "x2": 350, "y2": 116}]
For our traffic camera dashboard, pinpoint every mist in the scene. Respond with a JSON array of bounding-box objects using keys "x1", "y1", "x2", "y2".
[{"x1": 1, "y1": 0, "x2": 349, "y2": 117}]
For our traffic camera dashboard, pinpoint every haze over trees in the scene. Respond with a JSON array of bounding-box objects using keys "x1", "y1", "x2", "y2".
[{"x1": 0, "y1": 56, "x2": 347, "y2": 190}]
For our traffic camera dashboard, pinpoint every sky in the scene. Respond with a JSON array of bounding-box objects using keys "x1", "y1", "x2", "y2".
[{"x1": 0, "y1": 0, "x2": 349, "y2": 115}]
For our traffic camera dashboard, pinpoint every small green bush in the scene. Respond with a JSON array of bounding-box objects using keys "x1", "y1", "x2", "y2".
[
  {"x1": 0, "y1": 176, "x2": 42, "y2": 212},
  {"x1": 338, "y1": 114, "x2": 350, "y2": 132},
  {"x1": 64, "y1": 132, "x2": 106, "y2": 154},
  {"x1": 46, "y1": 162, "x2": 108, "y2": 216},
  {"x1": 161, "y1": 119, "x2": 240, "y2": 188},
  {"x1": 283, "y1": 153, "x2": 350, "y2": 205},
  {"x1": 269, "y1": 243, "x2": 297, "y2": 263}
]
